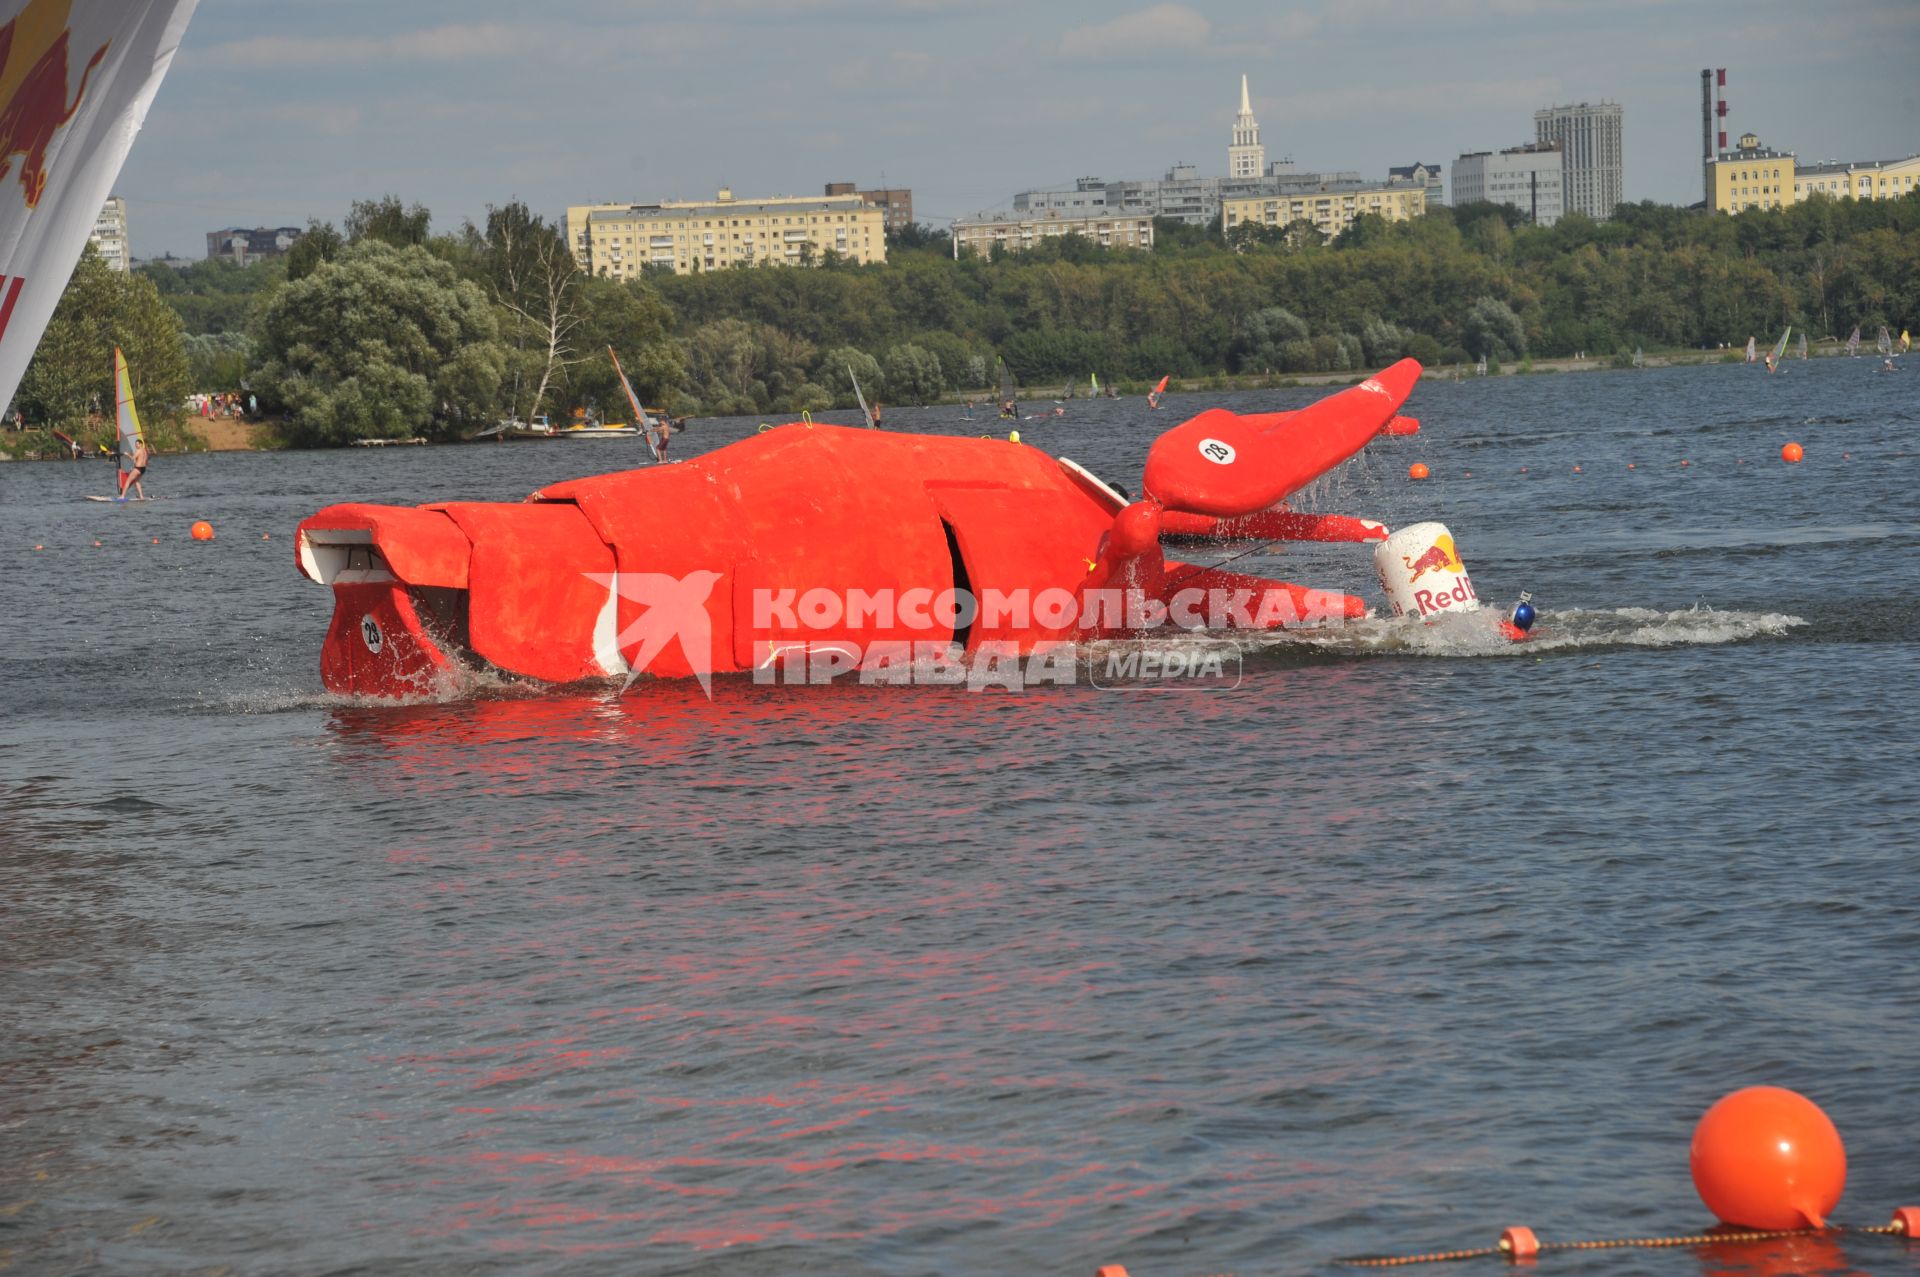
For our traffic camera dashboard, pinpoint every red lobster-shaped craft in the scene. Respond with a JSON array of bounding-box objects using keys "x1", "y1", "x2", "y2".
[{"x1": 297, "y1": 359, "x2": 1427, "y2": 698}]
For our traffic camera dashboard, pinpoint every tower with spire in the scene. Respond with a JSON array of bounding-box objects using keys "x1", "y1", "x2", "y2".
[{"x1": 1228, "y1": 74, "x2": 1264, "y2": 179}]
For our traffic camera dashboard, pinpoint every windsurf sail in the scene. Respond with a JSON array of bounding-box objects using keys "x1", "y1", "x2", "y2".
[
  {"x1": 607, "y1": 345, "x2": 663, "y2": 460},
  {"x1": 1475, "y1": 355, "x2": 1487, "y2": 376},
  {"x1": 996, "y1": 357, "x2": 1017, "y2": 414},
  {"x1": 1877, "y1": 326, "x2": 1892, "y2": 356},
  {"x1": 1769, "y1": 327, "x2": 1791, "y2": 367},
  {"x1": 846, "y1": 363, "x2": 875, "y2": 428},
  {"x1": 1632, "y1": 346, "x2": 1644, "y2": 368},
  {"x1": 1745, "y1": 336, "x2": 1757, "y2": 363},
  {"x1": 1847, "y1": 325, "x2": 1860, "y2": 357},
  {"x1": 1147, "y1": 374, "x2": 1169, "y2": 409},
  {"x1": 0, "y1": 2, "x2": 200, "y2": 419},
  {"x1": 1903, "y1": 329, "x2": 1912, "y2": 354},
  {"x1": 1796, "y1": 331, "x2": 1807, "y2": 360},
  {"x1": 113, "y1": 345, "x2": 142, "y2": 491},
  {"x1": 1089, "y1": 372, "x2": 1099, "y2": 398}
]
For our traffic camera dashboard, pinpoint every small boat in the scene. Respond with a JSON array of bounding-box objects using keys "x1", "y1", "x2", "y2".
[{"x1": 561, "y1": 421, "x2": 641, "y2": 439}]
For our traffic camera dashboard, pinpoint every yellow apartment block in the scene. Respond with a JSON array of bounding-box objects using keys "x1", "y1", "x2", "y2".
[
  {"x1": 565, "y1": 189, "x2": 887, "y2": 278},
  {"x1": 1221, "y1": 183, "x2": 1427, "y2": 239},
  {"x1": 1711, "y1": 134, "x2": 1920, "y2": 213}
]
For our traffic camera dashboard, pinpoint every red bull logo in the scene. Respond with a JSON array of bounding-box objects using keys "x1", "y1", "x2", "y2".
[
  {"x1": 0, "y1": 0, "x2": 109, "y2": 209},
  {"x1": 1402, "y1": 533, "x2": 1463, "y2": 583}
]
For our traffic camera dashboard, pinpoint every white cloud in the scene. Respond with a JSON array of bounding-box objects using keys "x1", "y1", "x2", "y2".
[
  {"x1": 202, "y1": 24, "x2": 527, "y2": 67},
  {"x1": 1062, "y1": 4, "x2": 1212, "y2": 61}
]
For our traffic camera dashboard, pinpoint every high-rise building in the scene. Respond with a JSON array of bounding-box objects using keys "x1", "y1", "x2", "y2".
[
  {"x1": 1451, "y1": 143, "x2": 1564, "y2": 225},
  {"x1": 90, "y1": 196, "x2": 128, "y2": 271},
  {"x1": 824, "y1": 182, "x2": 915, "y2": 235},
  {"x1": 1228, "y1": 75, "x2": 1264, "y2": 180},
  {"x1": 1533, "y1": 101, "x2": 1622, "y2": 219}
]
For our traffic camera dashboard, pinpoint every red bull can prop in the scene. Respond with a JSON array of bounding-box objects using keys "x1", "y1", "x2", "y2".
[{"x1": 1373, "y1": 521, "x2": 1480, "y2": 619}]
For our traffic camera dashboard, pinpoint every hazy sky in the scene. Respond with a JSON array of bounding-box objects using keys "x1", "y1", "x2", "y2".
[{"x1": 119, "y1": 0, "x2": 1919, "y2": 260}]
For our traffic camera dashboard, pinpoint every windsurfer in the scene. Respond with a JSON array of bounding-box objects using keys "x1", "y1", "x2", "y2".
[
  {"x1": 869, "y1": 401, "x2": 884, "y2": 429},
  {"x1": 118, "y1": 437, "x2": 151, "y2": 500}
]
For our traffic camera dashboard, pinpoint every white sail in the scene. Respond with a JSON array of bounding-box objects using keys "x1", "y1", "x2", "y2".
[
  {"x1": 846, "y1": 363, "x2": 874, "y2": 428},
  {"x1": 1796, "y1": 331, "x2": 1807, "y2": 360},
  {"x1": 1745, "y1": 336, "x2": 1757, "y2": 363},
  {"x1": 1878, "y1": 326, "x2": 1892, "y2": 356},
  {"x1": 606, "y1": 345, "x2": 662, "y2": 460},
  {"x1": 1846, "y1": 326, "x2": 1860, "y2": 357},
  {"x1": 0, "y1": 1, "x2": 199, "y2": 415}
]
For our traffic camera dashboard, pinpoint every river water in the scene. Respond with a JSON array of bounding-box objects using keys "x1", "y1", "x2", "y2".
[{"x1": 2, "y1": 360, "x2": 1916, "y2": 1276}]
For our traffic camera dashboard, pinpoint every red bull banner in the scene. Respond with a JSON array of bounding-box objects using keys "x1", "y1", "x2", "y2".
[{"x1": 0, "y1": 0, "x2": 197, "y2": 412}]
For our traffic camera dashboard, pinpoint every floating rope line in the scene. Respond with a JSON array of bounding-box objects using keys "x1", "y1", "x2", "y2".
[{"x1": 1338, "y1": 1212, "x2": 1915, "y2": 1267}]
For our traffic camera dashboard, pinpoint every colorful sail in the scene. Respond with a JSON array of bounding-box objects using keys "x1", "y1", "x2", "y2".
[
  {"x1": 1089, "y1": 372, "x2": 1099, "y2": 397},
  {"x1": 1903, "y1": 329, "x2": 1912, "y2": 354},
  {"x1": 607, "y1": 346, "x2": 663, "y2": 461},
  {"x1": 1877, "y1": 326, "x2": 1892, "y2": 356},
  {"x1": 1769, "y1": 327, "x2": 1790, "y2": 366},
  {"x1": 1745, "y1": 336, "x2": 1757, "y2": 363},
  {"x1": 113, "y1": 346, "x2": 142, "y2": 486},
  {"x1": 1846, "y1": 325, "x2": 1860, "y2": 357},
  {"x1": 0, "y1": 3, "x2": 200, "y2": 419},
  {"x1": 1147, "y1": 374, "x2": 1169, "y2": 408}
]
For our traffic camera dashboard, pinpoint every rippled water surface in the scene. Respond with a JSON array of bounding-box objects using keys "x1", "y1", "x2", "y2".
[{"x1": 3, "y1": 361, "x2": 1917, "y2": 1276}]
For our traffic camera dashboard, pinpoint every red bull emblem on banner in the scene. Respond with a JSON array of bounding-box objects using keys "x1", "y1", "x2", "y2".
[
  {"x1": 0, "y1": 0, "x2": 110, "y2": 208},
  {"x1": 1374, "y1": 522, "x2": 1481, "y2": 619}
]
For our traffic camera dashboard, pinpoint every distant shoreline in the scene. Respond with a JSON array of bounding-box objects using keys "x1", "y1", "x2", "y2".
[{"x1": 0, "y1": 349, "x2": 1855, "y2": 460}]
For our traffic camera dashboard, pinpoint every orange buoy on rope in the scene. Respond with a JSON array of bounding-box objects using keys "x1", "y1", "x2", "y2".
[
  {"x1": 1408, "y1": 462, "x2": 1430, "y2": 480},
  {"x1": 1690, "y1": 1086, "x2": 1845, "y2": 1229},
  {"x1": 1782, "y1": 442, "x2": 1804, "y2": 463},
  {"x1": 190, "y1": 520, "x2": 214, "y2": 541}
]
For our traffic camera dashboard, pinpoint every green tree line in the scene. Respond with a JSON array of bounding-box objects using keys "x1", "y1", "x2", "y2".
[{"x1": 28, "y1": 189, "x2": 1914, "y2": 446}]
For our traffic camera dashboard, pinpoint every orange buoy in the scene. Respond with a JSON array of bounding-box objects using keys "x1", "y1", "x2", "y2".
[
  {"x1": 1690, "y1": 1086, "x2": 1845, "y2": 1229},
  {"x1": 1499, "y1": 1226, "x2": 1539, "y2": 1259},
  {"x1": 1408, "y1": 462, "x2": 1429, "y2": 480},
  {"x1": 1782, "y1": 442, "x2": 1804, "y2": 463},
  {"x1": 190, "y1": 520, "x2": 214, "y2": 541}
]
